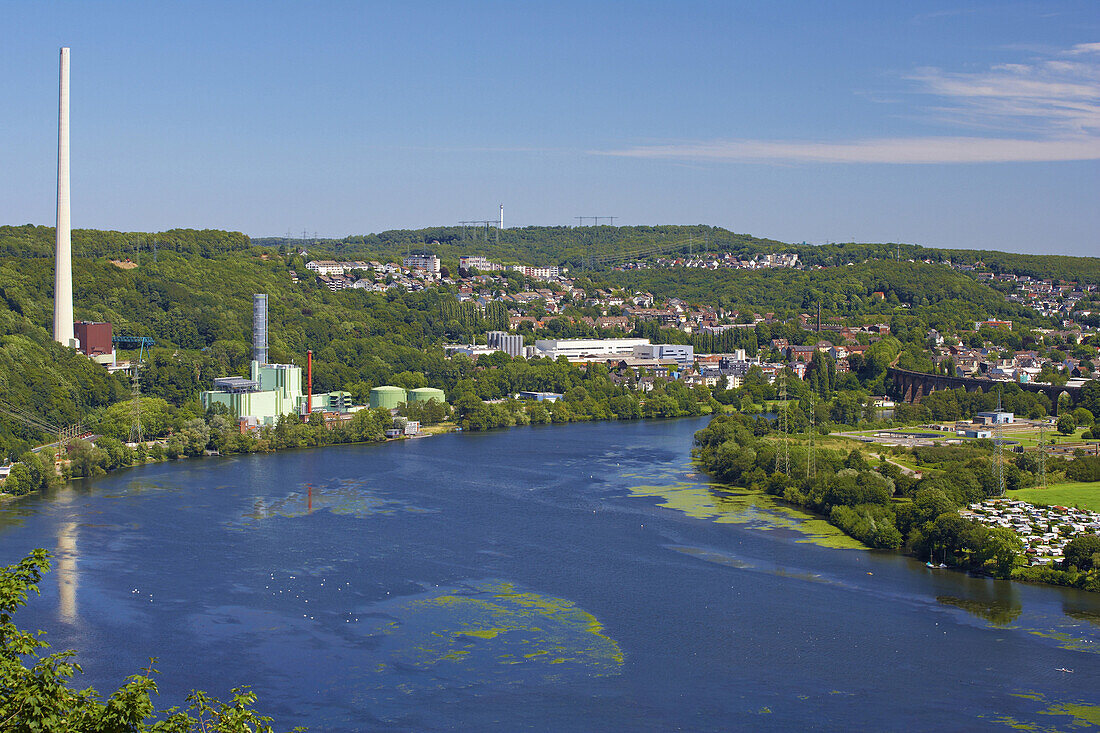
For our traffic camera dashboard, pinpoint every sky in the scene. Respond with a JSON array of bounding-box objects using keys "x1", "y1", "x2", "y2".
[{"x1": 1, "y1": 1, "x2": 1098, "y2": 255}]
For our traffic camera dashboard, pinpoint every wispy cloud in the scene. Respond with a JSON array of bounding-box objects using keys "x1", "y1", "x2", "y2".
[
  {"x1": 598, "y1": 136, "x2": 1100, "y2": 164},
  {"x1": 597, "y1": 43, "x2": 1100, "y2": 164}
]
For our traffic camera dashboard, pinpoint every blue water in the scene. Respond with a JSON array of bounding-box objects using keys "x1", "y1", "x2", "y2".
[{"x1": 1, "y1": 418, "x2": 1098, "y2": 731}]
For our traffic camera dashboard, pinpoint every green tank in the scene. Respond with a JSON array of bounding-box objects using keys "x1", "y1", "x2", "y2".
[
  {"x1": 369, "y1": 385, "x2": 407, "y2": 410},
  {"x1": 408, "y1": 387, "x2": 446, "y2": 404}
]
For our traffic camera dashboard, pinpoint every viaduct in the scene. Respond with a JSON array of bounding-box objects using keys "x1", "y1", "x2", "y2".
[{"x1": 886, "y1": 367, "x2": 1088, "y2": 416}]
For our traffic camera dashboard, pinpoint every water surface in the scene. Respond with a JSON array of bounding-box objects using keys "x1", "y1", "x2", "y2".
[{"x1": 1, "y1": 418, "x2": 1098, "y2": 731}]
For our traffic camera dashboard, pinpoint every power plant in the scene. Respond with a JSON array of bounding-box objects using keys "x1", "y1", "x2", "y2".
[{"x1": 200, "y1": 293, "x2": 351, "y2": 426}]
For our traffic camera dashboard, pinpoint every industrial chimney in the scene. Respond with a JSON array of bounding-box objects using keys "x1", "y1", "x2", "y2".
[
  {"x1": 54, "y1": 47, "x2": 75, "y2": 347},
  {"x1": 499, "y1": 204, "x2": 504, "y2": 231},
  {"x1": 253, "y1": 294, "x2": 268, "y2": 365}
]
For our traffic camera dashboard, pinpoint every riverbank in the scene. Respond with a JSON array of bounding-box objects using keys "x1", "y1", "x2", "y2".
[
  {"x1": 0, "y1": 418, "x2": 460, "y2": 503},
  {"x1": 693, "y1": 412, "x2": 1100, "y2": 594}
]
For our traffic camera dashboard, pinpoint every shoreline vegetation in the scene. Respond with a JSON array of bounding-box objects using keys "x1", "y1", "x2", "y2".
[{"x1": 693, "y1": 412, "x2": 1100, "y2": 593}]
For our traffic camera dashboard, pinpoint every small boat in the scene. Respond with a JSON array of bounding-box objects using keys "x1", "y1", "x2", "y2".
[{"x1": 1057, "y1": 668, "x2": 1074, "y2": 673}]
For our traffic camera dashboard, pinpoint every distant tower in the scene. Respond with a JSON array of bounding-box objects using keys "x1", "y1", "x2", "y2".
[
  {"x1": 54, "y1": 47, "x2": 75, "y2": 347},
  {"x1": 253, "y1": 294, "x2": 268, "y2": 365},
  {"x1": 499, "y1": 204, "x2": 504, "y2": 230}
]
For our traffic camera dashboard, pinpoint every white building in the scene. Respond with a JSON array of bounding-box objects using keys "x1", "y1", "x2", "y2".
[
  {"x1": 633, "y1": 343, "x2": 694, "y2": 367},
  {"x1": 534, "y1": 338, "x2": 650, "y2": 362},
  {"x1": 512, "y1": 265, "x2": 560, "y2": 280},
  {"x1": 305, "y1": 260, "x2": 345, "y2": 276},
  {"x1": 460, "y1": 256, "x2": 503, "y2": 272},
  {"x1": 403, "y1": 254, "x2": 441, "y2": 274}
]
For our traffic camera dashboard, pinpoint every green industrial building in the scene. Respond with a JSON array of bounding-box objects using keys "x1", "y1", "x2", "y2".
[
  {"x1": 408, "y1": 387, "x2": 446, "y2": 404},
  {"x1": 369, "y1": 386, "x2": 407, "y2": 410}
]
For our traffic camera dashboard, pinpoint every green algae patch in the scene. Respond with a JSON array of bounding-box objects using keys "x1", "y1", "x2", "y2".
[
  {"x1": 1043, "y1": 703, "x2": 1100, "y2": 727},
  {"x1": 996, "y1": 692, "x2": 1100, "y2": 731},
  {"x1": 627, "y1": 481, "x2": 867, "y2": 550},
  {"x1": 360, "y1": 580, "x2": 623, "y2": 693},
  {"x1": 1027, "y1": 629, "x2": 1100, "y2": 655}
]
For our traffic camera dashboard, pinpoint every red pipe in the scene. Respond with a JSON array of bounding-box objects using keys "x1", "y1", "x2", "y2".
[{"x1": 307, "y1": 349, "x2": 313, "y2": 416}]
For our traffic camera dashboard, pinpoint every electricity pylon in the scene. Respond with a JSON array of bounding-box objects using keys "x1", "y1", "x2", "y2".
[
  {"x1": 1037, "y1": 421, "x2": 1047, "y2": 490},
  {"x1": 806, "y1": 393, "x2": 817, "y2": 480},
  {"x1": 992, "y1": 388, "x2": 1006, "y2": 497},
  {"x1": 0, "y1": 400, "x2": 83, "y2": 469},
  {"x1": 129, "y1": 341, "x2": 147, "y2": 444},
  {"x1": 775, "y1": 371, "x2": 790, "y2": 475}
]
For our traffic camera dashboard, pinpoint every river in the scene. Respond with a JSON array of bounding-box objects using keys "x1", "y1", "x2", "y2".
[{"x1": 1, "y1": 417, "x2": 1098, "y2": 731}]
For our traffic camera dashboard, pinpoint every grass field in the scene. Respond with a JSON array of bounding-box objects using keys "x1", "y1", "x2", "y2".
[{"x1": 1007, "y1": 482, "x2": 1100, "y2": 512}]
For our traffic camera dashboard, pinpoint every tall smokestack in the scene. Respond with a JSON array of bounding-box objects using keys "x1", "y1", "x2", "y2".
[
  {"x1": 253, "y1": 294, "x2": 268, "y2": 364},
  {"x1": 54, "y1": 47, "x2": 75, "y2": 347},
  {"x1": 499, "y1": 203, "x2": 504, "y2": 230}
]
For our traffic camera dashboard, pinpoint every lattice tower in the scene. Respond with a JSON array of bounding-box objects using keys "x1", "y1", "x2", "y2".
[
  {"x1": 775, "y1": 371, "x2": 790, "y2": 475},
  {"x1": 1037, "y1": 421, "x2": 1047, "y2": 490},
  {"x1": 129, "y1": 364, "x2": 143, "y2": 444},
  {"x1": 806, "y1": 393, "x2": 817, "y2": 480},
  {"x1": 992, "y1": 389, "x2": 1006, "y2": 497}
]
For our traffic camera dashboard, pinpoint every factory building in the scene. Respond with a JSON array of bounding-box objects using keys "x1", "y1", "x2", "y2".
[
  {"x1": 533, "y1": 337, "x2": 650, "y2": 362},
  {"x1": 487, "y1": 331, "x2": 525, "y2": 357},
  {"x1": 199, "y1": 293, "x2": 352, "y2": 426},
  {"x1": 632, "y1": 343, "x2": 694, "y2": 367},
  {"x1": 74, "y1": 321, "x2": 115, "y2": 365}
]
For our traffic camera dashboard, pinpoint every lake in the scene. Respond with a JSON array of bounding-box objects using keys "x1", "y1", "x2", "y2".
[{"x1": 1, "y1": 417, "x2": 1098, "y2": 731}]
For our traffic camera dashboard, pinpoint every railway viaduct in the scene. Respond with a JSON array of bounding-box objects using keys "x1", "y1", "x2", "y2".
[{"x1": 886, "y1": 367, "x2": 1087, "y2": 416}]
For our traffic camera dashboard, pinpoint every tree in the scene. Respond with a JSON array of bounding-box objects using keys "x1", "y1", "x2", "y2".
[
  {"x1": 1057, "y1": 413, "x2": 1077, "y2": 435},
  {"x1": 1063, "y1": 534, "x2": 1100, "y2": 571}
]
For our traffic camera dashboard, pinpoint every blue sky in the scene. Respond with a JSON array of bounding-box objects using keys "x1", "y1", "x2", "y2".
[{"x1": 1, "y1": 1, "x2": 1098, "y2": 255}]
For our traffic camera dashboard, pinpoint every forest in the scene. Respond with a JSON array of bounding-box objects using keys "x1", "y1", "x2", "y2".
[{"x1": 0, "y1": 225, "x2": 1096, "y2": 463}]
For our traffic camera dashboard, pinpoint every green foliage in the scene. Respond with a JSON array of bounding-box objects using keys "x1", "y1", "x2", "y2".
[
  {"x1": 1064, "y1": 534, "x2": 1100, "y2": 571},
  {"x1": 694, "y1": 412, "x2": 1032, "y2": 577}
]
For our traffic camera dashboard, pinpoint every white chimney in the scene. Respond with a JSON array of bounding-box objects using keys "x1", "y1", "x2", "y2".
[{"x1": 54, "y1": 47, "x2": 75, "y2": 347}]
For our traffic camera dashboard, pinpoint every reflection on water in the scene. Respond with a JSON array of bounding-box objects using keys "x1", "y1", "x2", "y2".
[
  {"x1": 54, "y1": 490, "x2": 79, "y2": 623},
  {"x1": 938, "y1": 595, "x2": 1022, "y2": 627},
  {"x1": 232, "y1": 479, "x2": 435, "y2": 526},
  {"x1": 56, "y1": 520, "x2": 78, "y2": 622}
]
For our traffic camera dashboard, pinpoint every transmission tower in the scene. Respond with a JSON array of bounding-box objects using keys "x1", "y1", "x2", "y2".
[
  {"x1": 775, "y1": 371, "x2": 790, "y2": 475},
  {"x1": 806, "y1": 393, "x2": 817, "y2": 480},
  {"x1": 1037, "y1": 420, "x2": 1047, "y2": 490},
  {"x1": 992, "y1": 388, "x2": 1006, "y2": 497},
  {"x1": 0, "y1": 400, "x2": 83, "y2": 470},
  {"x1": 129, "y1": 342, "x2": 146, "y2": 444}
]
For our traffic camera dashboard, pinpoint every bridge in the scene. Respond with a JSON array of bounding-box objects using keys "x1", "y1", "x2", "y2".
[
  {"x1": 887, "y1": 367, "x2": 1088, "y2": 415},
  {"x1": 113, "y1": 335, "x2": 155, "y2": 349}
]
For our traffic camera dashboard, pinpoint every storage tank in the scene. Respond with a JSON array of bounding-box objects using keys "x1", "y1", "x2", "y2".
[
  {"x1": 369, "y1": 385, "x2": 407, "y2": 410},
  {"x1": 408, "y1": 387, "x2": 446, "y2": 404}
]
